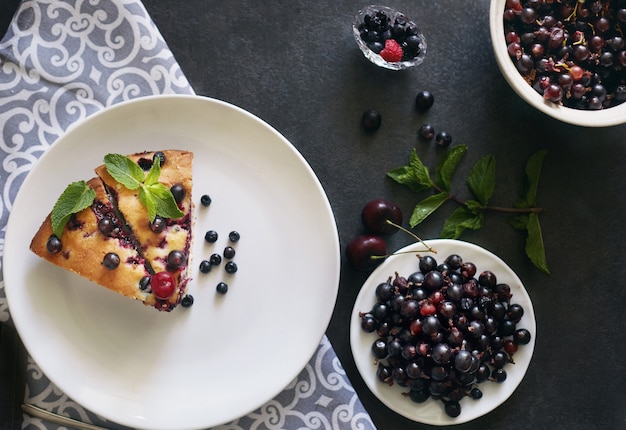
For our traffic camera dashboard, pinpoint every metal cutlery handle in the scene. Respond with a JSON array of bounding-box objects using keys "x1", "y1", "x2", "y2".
[{"x1": 21, "y1": 403, "x2": 108, "y2": 430}]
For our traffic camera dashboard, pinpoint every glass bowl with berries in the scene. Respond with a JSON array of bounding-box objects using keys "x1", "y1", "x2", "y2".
[
  {"x1": 353, "y1": 5, "x2": 427, "y2": 70},
  {"x1": 491, "y1": 0, "x2": 626, "y2": 127}
]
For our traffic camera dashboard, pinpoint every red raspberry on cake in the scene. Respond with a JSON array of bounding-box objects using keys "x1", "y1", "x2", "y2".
[{"x1": 380, "y1": 39, "x2": 403, "y2": 63}]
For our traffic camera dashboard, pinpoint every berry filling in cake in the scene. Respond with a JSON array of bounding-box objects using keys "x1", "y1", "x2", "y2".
[{"x1": 30, "y1": 150, "x2": 194, "y2": 312}]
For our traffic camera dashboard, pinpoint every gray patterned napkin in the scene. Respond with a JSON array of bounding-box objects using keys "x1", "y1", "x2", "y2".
[{"x1": 0, "y1": 1, "x2": 375, "y2": 429}]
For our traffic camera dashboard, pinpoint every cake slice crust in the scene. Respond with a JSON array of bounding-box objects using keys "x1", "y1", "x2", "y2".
[
  {"x1": 30, "y1": 177, "x2": 152, "y2": 302},
  {"x1": 29, "y1": 150, "x2": 194, "y2": 312}
]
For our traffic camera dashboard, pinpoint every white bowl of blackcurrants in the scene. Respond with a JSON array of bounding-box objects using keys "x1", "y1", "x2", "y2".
[
  {"x1": 490, "y1": 0, "x2": 626, "y2": 127},
  {"x1": 353, "y1": 5, "x2": 427, "y2": 70}
]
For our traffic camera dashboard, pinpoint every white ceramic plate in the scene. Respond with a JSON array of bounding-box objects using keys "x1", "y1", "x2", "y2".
[
  {"x1": 4, "y1": 95, "x2": 340, "y2": 430},
  {"x1": 350, "y1": 239, "x2": 535, "y2": 425}
]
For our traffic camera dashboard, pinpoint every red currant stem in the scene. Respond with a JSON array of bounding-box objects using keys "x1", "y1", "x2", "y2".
[
  {"x1": 431, "y1": 186, "x2": 545, "y2": 214},
  {"x1": 370, "y1": 249, "x2": 434, "y2": 261},
  {"x1": 384, "y1": 219, "x2": 437, "y2": 254}
]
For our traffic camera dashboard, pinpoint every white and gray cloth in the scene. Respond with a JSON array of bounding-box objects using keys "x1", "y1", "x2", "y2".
[{"x1": 0, "y1": 1, "x2": 376, "y2": 429}]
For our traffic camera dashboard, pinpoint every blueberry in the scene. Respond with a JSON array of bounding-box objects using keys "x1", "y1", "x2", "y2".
[
  {"x1": 418, "y1": 124, "x2": 435, "y2": 140},
  {"x1": 435, "y1": 131, "x2": 452, "y2": 147},
  {"x1": 139, "y1": 276, "x2": 151, "y2": 290},
  {"x1": 209, "y1": 253, "x2": 222, "y2": 265},
  {"x1": 170, "y1": 184, "x2": 186, "y2": 203},
  {"x1": 199, "y1": 260, "x2": 212, "y2": 273},
  {"x1": 98, "y1": 218, "x2": 115, "y2": 235},
  {"x1": 415, "y1": 90, "x2": 434, "y2": 110},
  {"x1": 368, "y1": 41, "x2": 384, "y2": 54},
  {"x1": 216, "y1": 282, "x2": 228, "y2": 294},
  {"x1": 103, "y1": 252, "x2": 120, "y2": 270},
  {"x1": 228, "y1": 231, "x2": 240, "y2": 243},
  {"x1": 150, "y1": 216, "x2": 166, "y2": 233},
  {"x1": 200, "y1": 194, "x2": 212, "y2": 207},
  {"x1": 46, "y1": 235, "x2": 62, "y2": 253},
  {"x1": 223, "y1": 246, "x2": 236, "y2": 259},
  {"x1": 181, "y1": 294, "x2": 194, "y2": 308},
  {"x1": 205, "y1": 230, "x2": 218, "y2": 243},
  {"x1": 153, "y1": 151, "x2": 166, "y2": 166},
  {"x1": 361, "y1": 109, "x2": 382, "y2": 133},
  {"x1": 225, "y1": 261, "x2": 238, "y2": 274},
  {"x1": 167, "y1": 250, "x2": 187, "y2": 268}
]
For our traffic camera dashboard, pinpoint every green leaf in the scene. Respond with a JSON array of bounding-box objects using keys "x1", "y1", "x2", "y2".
[
  {"x1": 525, "y1": 212, "x2": 550, "y2": 274},
  {"x1": 465, "y1": 199, "x2": 484, "y2": 212},
  {"x1": 408, "y1": 192, "x2": 449, "y2": 227},
  {"x1": 440, "y1": 206, "x2": 483, "y2": 239},
  {"x1": 146, "y1": 182, "x2": 185, "y2": 220},
  {"x1": 105, "y1": 153, "x2": 184, "y2": 222},
  {"x1": 509, "y1": 214, "x2": 529, "y2": 230},
  {"x1": 435, "y1": 145, "x2": 468, "y2": 191},
  {"x1": 144, "y1": 155, "x2": 161, "y2": 186},
  {"x1": 51, "y1": 180, "x2": 96, "y2": 237},
  {"x1": 104, "y1": 153, "x2": 144, "y2": 190},
  {"x1": 466, "y1": 154, "x2": 495, "y2": 206},
  {"x1": 138, "y1": 186, "x2": 157, "y2": 222},
  {"x1": 516, "y1": 150, "x2": 547, "y2": 208},
  {"x1": 387, "y1": 149, "x2": 433, "y2": 193}
]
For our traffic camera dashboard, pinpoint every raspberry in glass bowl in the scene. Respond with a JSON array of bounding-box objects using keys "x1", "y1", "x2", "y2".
[{"x1": 353, "y1": 5, "x2": 427, "y2": 70}]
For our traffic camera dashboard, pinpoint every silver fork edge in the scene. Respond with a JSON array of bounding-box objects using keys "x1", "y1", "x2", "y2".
[{"x1": 21, "y1": 403, "x2": 108, "y2": 430}]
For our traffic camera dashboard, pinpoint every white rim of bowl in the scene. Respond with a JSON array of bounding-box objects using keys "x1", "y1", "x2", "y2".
[{"x1": 489, "y1": 0, "x2": 626, "y2": 127}]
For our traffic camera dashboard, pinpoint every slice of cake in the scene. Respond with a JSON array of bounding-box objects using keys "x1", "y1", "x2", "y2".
[
  {"x1": 95, "y1": 150, "x2": 194, "y2": 311},
  {"x1": 30, "y1": 177, "x2": 154, "y2": 303},
  {"x1": 30, "y1": 150, "x2": 194, "y2": 312}
]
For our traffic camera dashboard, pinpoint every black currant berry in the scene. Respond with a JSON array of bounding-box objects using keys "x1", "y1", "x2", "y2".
[
  {"x1": 225, "y1": 261, "x2": 238, "y2": 274},
  {"x1": 153, "y1": 151, "x2": 166, "y2": 166},
  {"x1": 216, "y1": 282, "x2": 228, "y2": 294},
  {"x1": 415, "y1": 90, "x2": 434, "y2": 110},
  {"x1": 103, "y1": 252, "x2": 120, "y2": 270},
  {"x1": 170, "y1": 184, "x2": 186, "y2": 203},
  {"x1": 361, "y1": 109, "x2": 382, "y2": 133},
  {"x1": 167, "y1": 250, "x2": 187, "y2": 268},
  {"x1": 98, "y1": 218, "x2": 115, "y2": 235},
  {"x1": 223, "y1": 246, "x2": 236, "y2": 259},
  {"x1": 209, "y1": 253, "x2": 222, "y2": 265},
  {"x1": 46, "y1": 235, "x2": 62, "y2": 253},
  {"x1": 435, "y1": 131, "x2": 452, "y2": 147},
  {"x1": 205, "y1": 230, "x2": 218, "y2": 243},
  {"x1": 150, "y1": 216, "x2": 166, "y2": 233},
  {"x1": 181, "y1": 294, "x2": 194, "y2": 307},
  {"x1": 199, "y1": 260, "x2": 211, "y2": 273},
  {"x1": 418, "y1": 124, "x2": 435, "y2": 140}
]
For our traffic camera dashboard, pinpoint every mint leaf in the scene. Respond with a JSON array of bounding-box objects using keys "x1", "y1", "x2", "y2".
[
  {"x1": 138, "y1": 186, "x2": 158, "y2": 222},
  {"x1": 465, "y1": 199, "x2": 484, "y2": 211},
  {"x1": 516, "y1": 150, "x2": 547, "y2": 208},
  {"x1": 440, "y1": 206, "x2": 483, "y2": 239},
  {"x1": 105, "y1": 153, "x2": 185, "y2": 222},
  {"x1": 466, "y1": 154, "x2": 495, "y2": 206},
  {"x1": 435, "y1": 145, "x2": 467, "y2": 191},
  {"x1": 408, "y1": 192, "x2": 449, "y2": 227},
  {"x1": 387, "y1": 149, "x2": 432, "y2": 193},
  {"x1": 526, "y1": 212, "x2": 549, "y2": 274},
  {"x1": 509, "y1": 214, "x2": 529, "y2": 230},
  {"x1": 51, "y1": 180, "x2": 96, "y2": 237},
  {"x1": 146, "y1": 182, "x2": 184, "y2": 220},
  {"x1": 144, "y1": 155, "x2": 161, "y2": 186},
  {"x1": 104, "y1": 153, "x2": 144, "y2": 190}
]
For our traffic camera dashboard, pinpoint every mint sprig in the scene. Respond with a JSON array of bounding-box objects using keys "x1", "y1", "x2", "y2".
[
  {"x1": 51, "y1": 180, "x2": 97, "y2": 238},
  {"x1": 104, "y1": 153, "x2": 184, "y2": 222},
  {"x1": 388, "y1": 146, "x2": 549, "y2": 274}
]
